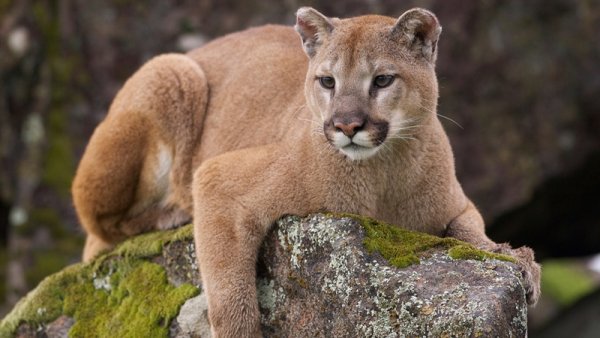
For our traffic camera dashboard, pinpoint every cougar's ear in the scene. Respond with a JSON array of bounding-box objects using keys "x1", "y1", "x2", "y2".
[
  {"x1": 295, "y1": 7, "x2": 334, "y2": 58},
  {"x1": 392, "y1": 8, "x2": 442, "y2": 63}
]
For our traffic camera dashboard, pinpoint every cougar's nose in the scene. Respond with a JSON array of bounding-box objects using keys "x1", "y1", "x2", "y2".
[{"x1": 332, "y1": 114, "x2": 366, "y2": 137}]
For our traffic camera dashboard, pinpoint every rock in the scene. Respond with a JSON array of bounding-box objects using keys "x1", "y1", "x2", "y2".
[
  {"x1": 259, "y1": 215, "x2": 527, "y2": 337},
  {"x1": 0, "y1": 214, "x2": 528, "y2": 337},
  {"x1": 173, "y1": 294, "x2": 211, "y2": 338}
]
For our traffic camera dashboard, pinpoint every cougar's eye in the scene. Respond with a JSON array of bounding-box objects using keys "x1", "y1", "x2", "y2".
[
  {"x1": 373, "y1": 75, "x2": 395, "y2": 89},
  {"x1": 318, "y1": 76, "x2": 335, "y2": 89}
]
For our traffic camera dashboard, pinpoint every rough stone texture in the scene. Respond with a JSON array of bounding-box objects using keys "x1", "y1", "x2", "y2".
[
  {"x1": 0, "y1": 214, "x2": 528, "y2": 337},
  {"x1": 172, "y1": 294, "x2": 211, "y2": 338},
  {"x1": 258, "y1": 215, "x2": 527, "y2": 337},
  {"x1": 13, "y1": 315, "x2": 75, "y2": 338}
]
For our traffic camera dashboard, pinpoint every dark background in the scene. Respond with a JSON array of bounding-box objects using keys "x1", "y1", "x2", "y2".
[{"x1": 1, "y1": 0, "x2": 599, "y2": 335}]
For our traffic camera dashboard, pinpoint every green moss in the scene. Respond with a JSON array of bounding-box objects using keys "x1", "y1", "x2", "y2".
[
  {"x1": 0, "y1": 225, "x2": 198, "y2": 337},
  {"x1": 0, "y1": 263, "x2": 83, "y2": 337},
  {"x1": 541, "y1": 259, "x2": 596, "y2": 306},
  {"x1": 65, "y1": 261, "x2": 198, "y2": 337},
  {"x1": 336, "y1": 214, "x2": 514, "y2": 268},
  {"x1": 448, "y1": 245, "x2": 515, "y2": 263},
  {"x1": 0, "y1": 261, "x2": 198, "y2": 337},
  {"x1": 354, "y1": 214, "x2": 459, "y2": 268},
  {"x1": 112, "y1": 224, "x2": 193, "y2": 259}
]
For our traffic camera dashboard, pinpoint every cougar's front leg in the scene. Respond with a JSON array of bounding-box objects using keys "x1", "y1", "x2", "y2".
[
  {"x1": 445, "y1": 201, "x2": 541, "y2": 305},
  {"x1": 192, "y1": 144, "x2": 314, "y2": 337},
  {"x1": 194, "y1": 207, "x2": 264, "y2": 338}
]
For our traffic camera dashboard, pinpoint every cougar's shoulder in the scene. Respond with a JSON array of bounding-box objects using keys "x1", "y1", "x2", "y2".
[{"x1": 186, "y1": 25, "x2": 312, "y2": 162}]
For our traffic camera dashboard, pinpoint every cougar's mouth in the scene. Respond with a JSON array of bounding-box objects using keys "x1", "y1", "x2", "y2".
[
  {"x1": 340, "y1": 142, "x2": 380, "y2": 160},
  {"x1": 324, "y1": 118, "x2": 389, "y2": 160},
  {"x1": 327, "y1": 131, "x2": 384, "y2": 160}
]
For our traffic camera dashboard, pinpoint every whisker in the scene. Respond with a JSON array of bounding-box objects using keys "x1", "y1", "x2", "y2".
[
  {"x1": 293, "y1": 103, "x2": 326, "y2": 125},
  {"x1": 436, "y1": 113, "x2": 463, "y2": 129},
  {"x1": 388, "y1": 125, "x2": 422, "y2": 132},
  {"x1": 390, "y1": 124, "x2": 422, "y2": 129},
  {"x1": 413, "y1": 102, "x2": 464, "y2": 130},
  {"x1": 291, "y1": 104, "x2": 307, "y2": 116},
  {"x1": 387, "y1": 135, "x2": 418, "y2": 142},
  {"x1": 381, "y1": 142, "x2": 394, "y2": 159}
]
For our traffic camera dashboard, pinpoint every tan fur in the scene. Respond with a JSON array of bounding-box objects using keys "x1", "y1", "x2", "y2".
[
  {"x1": 72, "y1": 8, "x2": 541, "y2": 336},
  {"x1": 72, "y1": 54, "x2": 208, "y2": 260}
]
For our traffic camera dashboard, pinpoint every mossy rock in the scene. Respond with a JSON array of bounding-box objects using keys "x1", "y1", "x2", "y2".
[
  {"x1": 261, "y1": 214, "x2": 527, "y2": 336},
  {"x1": 0, "y1": 225, "x2": 198, "y2": 338},
  {"x1": 0, "y1": 214, "x2": 527, "y2": 337},
  {"x1": 349, "y1": 214, "x2": 516, "y2": 267}
]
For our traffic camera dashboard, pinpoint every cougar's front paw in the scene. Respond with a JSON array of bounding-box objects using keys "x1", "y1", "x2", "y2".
[
  {"x1": 494, "y1": 243, "x2": 541, "y2": 306},
  {"x1": 207, "y1": 298, "x2": 262, "y2": 338}
]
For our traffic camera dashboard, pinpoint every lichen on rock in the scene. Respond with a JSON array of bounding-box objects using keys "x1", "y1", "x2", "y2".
[{"x1": 259, "y1": 214, "x2": 527, "y2": 336}]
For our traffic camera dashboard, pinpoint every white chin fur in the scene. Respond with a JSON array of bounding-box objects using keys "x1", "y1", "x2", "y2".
[
  {"x1": 332, "y1": 132, "x2": 381, "y2": 160},
  {"x1": 339, "y1": 145, "x2": 380, "y2": 160}
]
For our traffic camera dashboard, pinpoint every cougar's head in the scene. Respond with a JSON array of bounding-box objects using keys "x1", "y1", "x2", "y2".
[{"x1": 295, "y1": 7, "x2": 441, "y2": 160}]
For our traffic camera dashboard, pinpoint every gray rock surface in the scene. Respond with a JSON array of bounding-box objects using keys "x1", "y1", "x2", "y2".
[
  {"x1": 173, "y1": 294, "x2": 211, "y2": 338},
  {"x1": 0, "y1": 214, "x2": 528, "y2": 337},
  {"x1": 259, "y1": 215, "x2": 527, "y2": 337}
]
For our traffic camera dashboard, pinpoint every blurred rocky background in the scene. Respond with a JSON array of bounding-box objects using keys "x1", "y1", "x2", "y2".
[{"x1": 0, "y1": 0, "x2": 598, "y2": 335}]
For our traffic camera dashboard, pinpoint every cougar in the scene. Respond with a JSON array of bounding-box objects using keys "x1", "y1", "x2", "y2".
[{"x1": 72, "y1": 7, "x2": 540, "y2": 337}]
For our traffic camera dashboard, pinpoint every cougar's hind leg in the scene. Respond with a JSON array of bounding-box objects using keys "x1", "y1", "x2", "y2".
[
  {"x1": 73, "y1": 54, "x2": 209, "y2": 261},
  {"x1": 141, "y1": 54, "x2": 209, "y2": 215},
  {"x1": 72, "y1": 113, "x2": 150, "y2": 261},
  {"x1": 82, "y1": 233, "x2": 113, "y2": 262}
]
